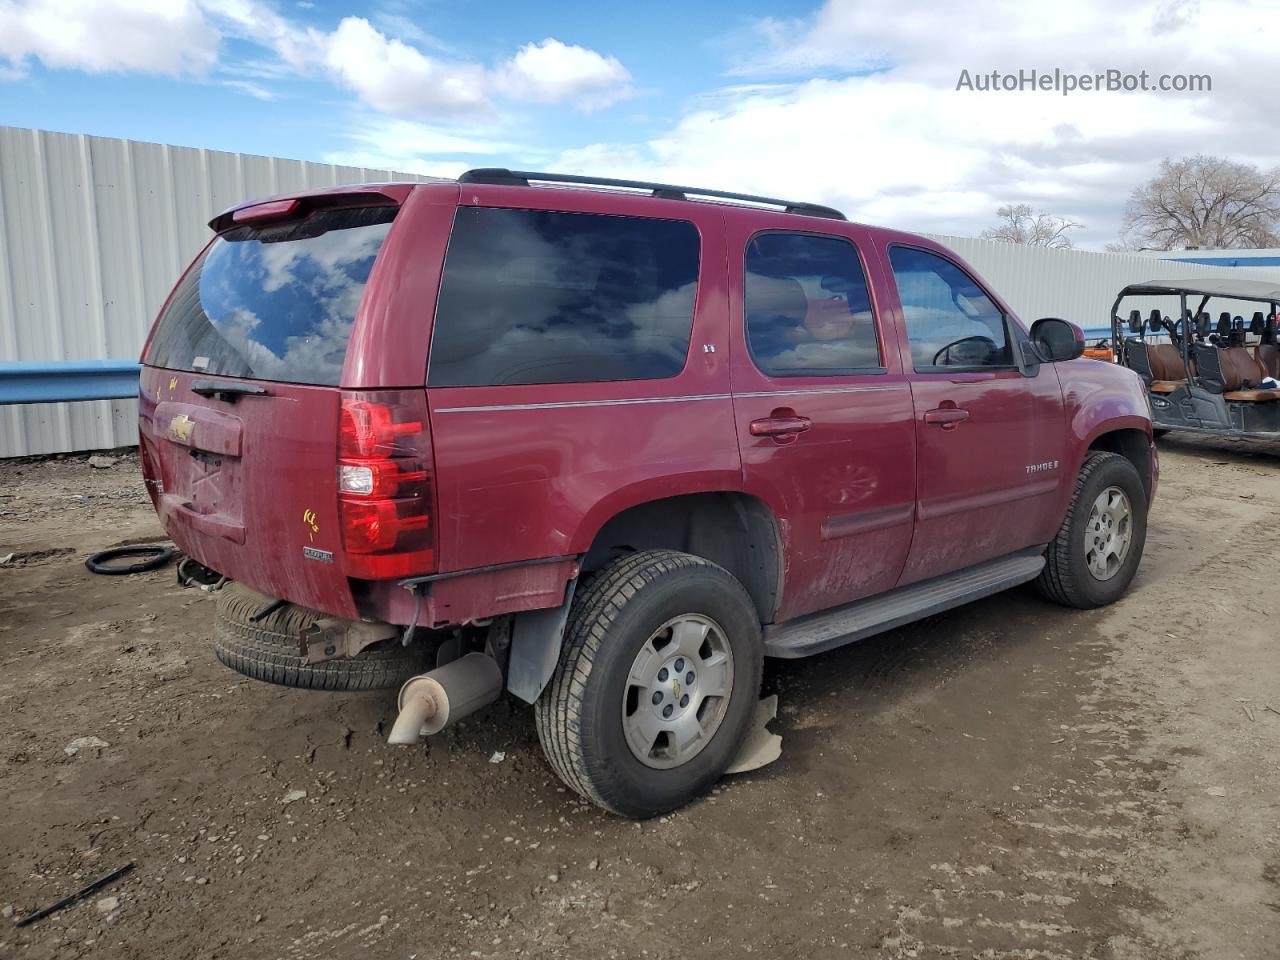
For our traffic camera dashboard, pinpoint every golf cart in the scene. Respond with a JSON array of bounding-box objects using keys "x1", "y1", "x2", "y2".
[{"x1": 1111, "y1": 278, "x2": 1280, "y2": 440}]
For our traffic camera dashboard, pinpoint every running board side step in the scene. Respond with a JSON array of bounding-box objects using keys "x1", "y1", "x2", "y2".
[{"x1": 763, "y1": 548, "x2": 1047, "y2": 659}]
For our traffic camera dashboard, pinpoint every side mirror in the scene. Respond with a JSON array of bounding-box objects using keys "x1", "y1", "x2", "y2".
[{"x1": 1030, "y1": 317, "x2": 1085, "y2": 363}]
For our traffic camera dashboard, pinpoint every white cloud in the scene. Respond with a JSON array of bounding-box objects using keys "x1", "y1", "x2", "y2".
[
  {"x1": 0, "y1": 0, "x2": 634, "y2": 117},
  {"x1": 0, "y1": 0, "x2": 219, "y2": 77},
  {"x1": 320, "y1": 117, "x2": 528, "y2": 176},
  {"x1": 339, "y1": 118, "x2": 523, "y2": 159},
  {"x1": 198, "y1": 0, "x2": 322, "y2": 69},
  {"x1": 734, "y1": 0, "x2": 1214, "y2": 81},
  {"x1": 220, "y1": 79, "x2": 277, "y2": 101},
  {"x1": 495, "y1": 39, "x2": 632, "y2": 110},
  {"x1": 321, "y1": 16, "x2": 488, "y2": 114},
  {"x1": 368, "y1": 12, "x2": 455, "y2": 55},
  {"x1": 562, "y1": 0, "x2": 1280, "y2": 248},
  {"x1": 200, "y1": 3, "x2": 631, "y2": 116}
]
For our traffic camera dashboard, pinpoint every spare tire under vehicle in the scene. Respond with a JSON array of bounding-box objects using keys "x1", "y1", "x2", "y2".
[{"x1": 213, "y1": 582, "x2": 428, "y2": 691}]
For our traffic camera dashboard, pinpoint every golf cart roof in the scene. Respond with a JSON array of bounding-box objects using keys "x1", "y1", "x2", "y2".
[{"x1": 1117, "y1": 278, "x2": 1280, "y2": 302}]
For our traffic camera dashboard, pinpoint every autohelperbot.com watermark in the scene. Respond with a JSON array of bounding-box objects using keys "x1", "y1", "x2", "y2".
[{"x1": 955, "y1": 68, "x2": 1211, "y2": 95}]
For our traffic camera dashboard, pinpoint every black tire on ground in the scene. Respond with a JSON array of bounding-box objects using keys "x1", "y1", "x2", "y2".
[
  {"x1": 85, "y1": 543, "x2": 176, "y2": 575},
  {"x1": 535, "y1": 549, "x2": 763, "y2": 819},
  {"x1": 1036, "y1": 451, "x2": 1148, "y2": 609},
  {"x1": 213, "y1": 582, "x2": 427, "y2": 691},
  {"x1": 1152, "y1": 428, "x2": 1171, "y2": 438}
]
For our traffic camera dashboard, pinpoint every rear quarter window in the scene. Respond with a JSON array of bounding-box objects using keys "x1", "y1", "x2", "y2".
[
  {"x1": 428, "y1": 208, "x2": 700, "y2": 387},
  {"x1": 145, "y1": 206, "x2": 397, "y2": 386}
]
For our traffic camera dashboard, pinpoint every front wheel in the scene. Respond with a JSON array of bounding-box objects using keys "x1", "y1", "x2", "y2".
[
  {"x1": 535, "y1": 550, "x2": 763, "y2": 818},
  {"x1": 1036, "y1": 451, "x2": 1148, "y2": 609}
]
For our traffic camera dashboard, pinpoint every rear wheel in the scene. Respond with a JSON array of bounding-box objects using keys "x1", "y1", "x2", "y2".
[
  {"x1": 1036, "y1": 451, "x2": 1147, "y2": 609},
  {"x1": 535, "y1": 550, "x2": 763, "y2": 818}
]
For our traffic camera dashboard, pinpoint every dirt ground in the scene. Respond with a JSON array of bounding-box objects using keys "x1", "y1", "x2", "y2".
[{"x1": 1, "y1": 436, "x2": 1278, "y2": 960}]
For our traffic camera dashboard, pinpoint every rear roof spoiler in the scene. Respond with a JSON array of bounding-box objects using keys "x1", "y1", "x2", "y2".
[{"x1": 208, "y1": 183, "x2": 417, "y2": 233}]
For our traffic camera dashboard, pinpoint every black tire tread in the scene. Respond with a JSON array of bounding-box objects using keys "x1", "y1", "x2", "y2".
[
  {"x1": 1036, "y1": 451, "x2": 1137, "y2": 608},
  {"x1": 534, "y1": 549, "x2": 755, "y2": 815},
  {"x1": 213, "y1": 582, "x2": 424, "y2": 691}
]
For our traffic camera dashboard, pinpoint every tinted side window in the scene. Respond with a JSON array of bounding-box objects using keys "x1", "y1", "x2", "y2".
[
  {"x1": 888, "y1": 246, "x2": 1012, "y2": 370},
  {"x1": 744, "y1": 232, "x2": 882, "y2": 377},
  {"x1": 428, "y1": 209, "x2": 700, "y2": 387}
]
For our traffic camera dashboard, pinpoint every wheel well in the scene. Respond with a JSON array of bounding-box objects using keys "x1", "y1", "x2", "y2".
[
  {"x1": 1088, "y1": 428, "x2": 1152, "y2": 499},
  {"x1": 582, "y1": 493, "x2": 781, "y2": 623}
]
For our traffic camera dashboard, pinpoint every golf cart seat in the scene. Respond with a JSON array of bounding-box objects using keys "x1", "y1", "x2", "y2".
[
  {"x1": 1257, "y1": 343, "x2": 1278, "y2": 378},
  {"x1": 1193, "y1": 343, "x2": 1280, "y2": 401},
  {"x1": 1146, "y1": 342, "x2": 1189, "y2": 393}
]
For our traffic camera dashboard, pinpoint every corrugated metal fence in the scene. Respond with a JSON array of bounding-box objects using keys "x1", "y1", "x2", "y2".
[
  {"x1": 926, "y1": 234, "x2": 1280, "y2": 337},
  {"x1": 0, "y1": 126, "x2": 429, "y2": 457},
  {"x1": 3, "y1": 124, "x2": 1280, "y2": 457}
]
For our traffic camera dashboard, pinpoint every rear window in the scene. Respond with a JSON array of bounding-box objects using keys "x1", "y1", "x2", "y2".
[
  {"x1": 428, "y1": 208, "x2": 700, "y2": 387},
  {"x1": 144, "y1": 206, "x2": 397, "y2": 386}
]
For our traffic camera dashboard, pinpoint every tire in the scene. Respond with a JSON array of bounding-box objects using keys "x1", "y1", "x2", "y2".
[
  {"x1": 1036, "y1": 451, "x2": 1148, "y2": 609},
  {"x1": 535, "y1": 549, "x2": 763, "y2": 818},
  {"x1": 213, "y1": 582, "x2": 428, "y2": 691},
  {"x1": 1151, "y1": 428, "x2": 1171, "y2": 439},
  {"x1": 85, "y1": 543, "x2": 175, "y2": 575}
]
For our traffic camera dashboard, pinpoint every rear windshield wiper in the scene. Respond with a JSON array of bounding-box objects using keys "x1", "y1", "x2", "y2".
[{"x1": 190, "y1": 380, "x2": 270, "y2": 402}]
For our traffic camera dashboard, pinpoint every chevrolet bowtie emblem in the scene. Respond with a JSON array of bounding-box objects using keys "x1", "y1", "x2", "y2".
[{"x1": 168, "y1": 414, "x2": 194, "y2": 443}]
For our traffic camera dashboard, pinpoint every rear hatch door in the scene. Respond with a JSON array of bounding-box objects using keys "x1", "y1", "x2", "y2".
[{"x1": 139, "y1": 195, "x2": 406, "y2": 617}]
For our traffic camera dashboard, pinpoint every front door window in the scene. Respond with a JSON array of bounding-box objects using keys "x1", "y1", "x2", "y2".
[{"x1": 888, "y1": 246, "x2": 1013, "y2": 371}]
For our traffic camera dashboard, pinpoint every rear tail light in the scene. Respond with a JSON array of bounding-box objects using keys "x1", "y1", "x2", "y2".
[{"x1": 337, "y1": 390, "x2": 436, "y2": 579}]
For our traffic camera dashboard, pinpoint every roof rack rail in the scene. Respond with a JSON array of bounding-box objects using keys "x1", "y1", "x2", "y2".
[{"x1": 457, "y1": 168, "x2": 846, "y2": 221}]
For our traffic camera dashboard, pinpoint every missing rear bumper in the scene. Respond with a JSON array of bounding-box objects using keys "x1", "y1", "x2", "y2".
[{"x1": 301, "y1": 617, "x2": 400, "y2": 664}]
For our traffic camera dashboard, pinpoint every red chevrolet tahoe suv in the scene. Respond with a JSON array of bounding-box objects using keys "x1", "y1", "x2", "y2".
[{"x1": 139, "y1": 170, "x2": 1156, "y2": 817}]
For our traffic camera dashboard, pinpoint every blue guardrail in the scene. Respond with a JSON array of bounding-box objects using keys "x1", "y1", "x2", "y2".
[{"x1": 0, "y1": 360, "x2": 142, "y2": 405}]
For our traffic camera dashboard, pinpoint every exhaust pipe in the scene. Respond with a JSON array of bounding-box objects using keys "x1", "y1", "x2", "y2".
[{"x1": 387, "y1": 653, "x2": 504, "y2": 745}]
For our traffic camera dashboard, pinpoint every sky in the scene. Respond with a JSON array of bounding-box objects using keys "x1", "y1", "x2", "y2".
[{"x1": 1, "y1": 0, "x2": 1278, "y2": 249}]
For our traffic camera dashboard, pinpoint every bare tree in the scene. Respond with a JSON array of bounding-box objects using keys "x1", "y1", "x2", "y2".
[
  {"x1": 980, "y1": 203, "x2": 1082, "y2": 249},
  {"x1": 1119, "y1": 154, "x2": 1280, "y2": 250}
]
